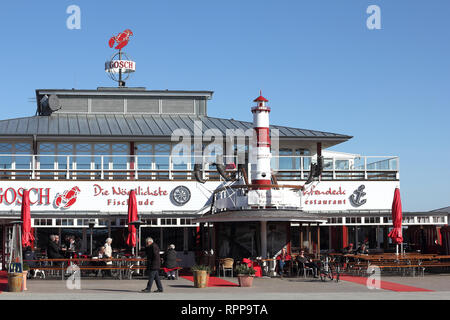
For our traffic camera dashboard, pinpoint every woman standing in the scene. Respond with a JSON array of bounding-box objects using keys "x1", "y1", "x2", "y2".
[{"x1": 104, "y1": 238, "x2": 113, "y2": 276}]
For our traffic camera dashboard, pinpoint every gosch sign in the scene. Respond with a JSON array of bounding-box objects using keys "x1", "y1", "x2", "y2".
[{"x1": 105, "y1": 60, "x2": 136, "y2": 74}]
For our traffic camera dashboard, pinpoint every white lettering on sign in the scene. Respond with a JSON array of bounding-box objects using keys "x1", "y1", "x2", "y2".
[{"x1": 0, "y1": 187, "x2": 51, "y2": 205}]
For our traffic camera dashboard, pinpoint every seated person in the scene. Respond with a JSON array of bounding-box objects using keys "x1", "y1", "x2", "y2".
[
  {"x1": 163, "y1": 244, "x2": 178, "y2": 280},
  {"x1": 64, "y1": 236, "x2": 79, "y2": 258},
  {"x1": 47, "y1": 235, "x2": 64, "y2": 259},
  {"x1": 296, "y1": 250, "x2": 319, "y2": 277},
  {"x1": 92, "y1": 246, "x2": 107, "y2": 267},
  {"x1": 342, "y1": 243, "x2": 355, "y2": 254},
  {"x1": 356, "y1": 243, "x2": 369, "y2": 255},
  {"x1": 23, "y1": 246, "x2": 37, "y2": 277},
  {"x1": 276, "y1": 247, "x2": 291, "y2": 277}
]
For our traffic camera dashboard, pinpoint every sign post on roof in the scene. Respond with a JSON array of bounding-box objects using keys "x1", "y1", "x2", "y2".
[{"x1": 105, "y1": 29, "x2": 135, "y2": 87}]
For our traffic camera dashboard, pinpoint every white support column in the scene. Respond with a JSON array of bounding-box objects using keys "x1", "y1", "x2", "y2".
[{"x1": 261, "y1": 221, "x2": 267, "y2": 259}]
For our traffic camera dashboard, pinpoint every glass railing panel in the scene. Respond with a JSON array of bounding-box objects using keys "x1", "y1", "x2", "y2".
[{"x1": 366, "y1": 157, "x2": 398, "y2": 170}]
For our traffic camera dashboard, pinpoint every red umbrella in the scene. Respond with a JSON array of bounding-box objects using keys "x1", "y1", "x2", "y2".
[
  {"x1": 21, "y1": 189, "x2": 34, "y2": 247},
  {"x1": 388, "y1": 188, "x2": 403, "y2": 246},
  {"x1": 126, "y1": 190, "x2": 138, "y2": 249}
]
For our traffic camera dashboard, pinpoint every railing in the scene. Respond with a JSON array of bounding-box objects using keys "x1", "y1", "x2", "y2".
[{"x1": 0, "y1": 154, "x2": 399, "y2": 181}]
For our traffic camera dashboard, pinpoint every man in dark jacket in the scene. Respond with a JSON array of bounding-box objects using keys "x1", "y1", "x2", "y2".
[
  {"x1": 47, "y1": 235, "x2": 64, "y2": 259},
  {"x1": 141, "y1": 237, "x2": 163, "y2": 293}
]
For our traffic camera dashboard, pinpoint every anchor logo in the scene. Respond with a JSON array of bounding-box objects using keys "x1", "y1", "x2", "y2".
[{"x1": 349, "y1": 185, "x2": 367, "y2": 207}]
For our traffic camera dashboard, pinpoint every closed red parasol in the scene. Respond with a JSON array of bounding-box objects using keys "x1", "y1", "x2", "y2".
[
  {"x1": 388, "y1": 188, "x2": 403, "y2": 248},
  {"x1": 21, "y1": 189, "x2": 34, "y2": 247},
  {"x1": 126, "y1": 190, "x2": 138, "y2": 249}
]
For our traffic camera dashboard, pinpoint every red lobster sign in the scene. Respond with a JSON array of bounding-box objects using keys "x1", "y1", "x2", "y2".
[
  {"x1": 108, "y1": 29, "x2": 133, "y2": 50},
  {"x1": 54, "y1": 186, "x2": 81, "y2": 209}
]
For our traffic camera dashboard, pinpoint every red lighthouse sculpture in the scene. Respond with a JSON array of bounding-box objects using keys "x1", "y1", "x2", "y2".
[{"x1": 251, "y1": 91, "x2": 272, "y2": 189}]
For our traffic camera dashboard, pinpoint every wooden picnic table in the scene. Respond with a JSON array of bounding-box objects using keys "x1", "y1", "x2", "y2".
[
  {"x1": 25, "y1": 257, "x2": 184, "y2": 280},
  {"x1": 344, "y1": 254, "x2": 439, "y2": 261}
]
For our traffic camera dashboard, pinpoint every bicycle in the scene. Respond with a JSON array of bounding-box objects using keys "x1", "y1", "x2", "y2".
[{"x1": 318, "y1": 255, "x2": 340, "y2": 282}]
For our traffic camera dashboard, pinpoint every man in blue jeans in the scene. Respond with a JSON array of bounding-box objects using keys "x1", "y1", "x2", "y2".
[{"x1": 141, "y1": 237, "x2": 163, "y2": 293}]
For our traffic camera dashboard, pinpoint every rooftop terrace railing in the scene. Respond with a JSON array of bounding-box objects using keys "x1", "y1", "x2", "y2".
[{"x1": 0, "y1": 155, "x2": 399, "y2": 181}]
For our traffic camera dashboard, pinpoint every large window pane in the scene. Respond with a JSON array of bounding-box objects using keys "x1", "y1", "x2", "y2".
[
  {"x1": 38, "y1": 143, "x2": 55, "y2": 178},
  {"x1": 56, "y1": 143, "x2": 73, "y2": 172},
  {"x1": 0, "y1": 143, "x2": 12, "y2": 171},
  {"x1": 278, "y1": 148, "x2": 293, "y2": 170},
  {"x1": 295, "y1": 149, "x2": 310, "y2": 170},
  {"x1": 112, "y1": 143, "x2": 129, "y2": 178},
  {"x1": 155, "y1": 144, "x2": 170, "y2": 178},
  {"x1": 136, "y1": 144, "x2": 153, "y2": 170},
  {"x1": 75, "y1": 144, "x2": 92, "y2": 179}
]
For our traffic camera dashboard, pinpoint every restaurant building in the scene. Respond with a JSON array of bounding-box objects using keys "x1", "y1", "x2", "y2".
[{"x1": 0, "y1": 86, "x2": 447, "y2": 269}]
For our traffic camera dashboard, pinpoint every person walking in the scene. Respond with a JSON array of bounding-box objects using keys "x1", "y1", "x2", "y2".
[{"x1": 141, "y1": 237, "x2": 163, "y2": 293}]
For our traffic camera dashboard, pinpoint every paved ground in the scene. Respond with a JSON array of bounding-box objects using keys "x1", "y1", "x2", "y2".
[{"x1": 1, "y1": 274, "x2": 450, "y2": 300}]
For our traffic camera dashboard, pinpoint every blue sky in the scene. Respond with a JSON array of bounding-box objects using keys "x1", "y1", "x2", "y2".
[{"x1": 0, "y1": 0, "x2": 449, "y2": 211}]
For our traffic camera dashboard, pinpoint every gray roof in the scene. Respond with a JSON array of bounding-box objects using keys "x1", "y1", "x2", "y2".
[
  {"x1": 0, "y1": 114, "x2": 351, "y2": 141},
  {"x1": 194, "y1": 209, "x2": 326, "y2": 222},
  {"x1": 430, "y1": 206, "x2": 450, "y2": 214}
]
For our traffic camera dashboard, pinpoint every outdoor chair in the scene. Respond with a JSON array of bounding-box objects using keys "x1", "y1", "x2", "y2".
[
  {"x1": 275, "y1": 259, "x2": 292, "y2": 277},
  {"x1": 297, "y1": 262, "x2": 314, "y2": 278},
  {"x1": 220, "y1": 258, "x2": 234, "y2": 277}
]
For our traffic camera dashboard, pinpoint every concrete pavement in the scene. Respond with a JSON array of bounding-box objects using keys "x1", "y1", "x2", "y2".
[{"x1": 1, "y1": 274, "x2": 450, "y2": 300}]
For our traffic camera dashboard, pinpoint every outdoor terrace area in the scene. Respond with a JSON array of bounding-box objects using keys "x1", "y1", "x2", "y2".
[{"x1": 0, "y1": 154, "x2": 399, "y2": 181}]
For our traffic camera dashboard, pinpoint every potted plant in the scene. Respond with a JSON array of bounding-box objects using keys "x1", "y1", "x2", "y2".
[
  {"x1": 22, "y1": 263, "x2": 30, "y2": 291},
  {"x1": 236, "y1": 263, "x2": 256, "y2": 287},
  {"x1": 191, "y1": 265, "x2": 211, "y2": 288}
]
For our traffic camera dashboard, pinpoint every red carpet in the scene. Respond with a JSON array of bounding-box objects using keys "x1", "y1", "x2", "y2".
[
  {"x1": 181, "y1": 274, "x2": 238, "y2": 287},
  {"x1": 0, "y1": 271, "x2": 8, "y2": 293},
  {"x1": 339, "y1": 275, "x2": 433, "y2": 292}
]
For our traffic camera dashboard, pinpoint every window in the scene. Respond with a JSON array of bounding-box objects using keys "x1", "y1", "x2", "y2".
[
  {"x1": 57, "y1": 143, "x2": 73, "y2": 171},
  {"x1": 0, "y1": 143, "x2": 32, "y2": 177},
  {"x1": 323, "y1": 159, "x2": 333, "y2": 170},
  {"x1": 160, "y1": 218, "x2": 177, "y2": 226},
  {"x1": 297, "y1": 149, "x2": 311, "y2": 171},
  {"x1": 32, "y1": 218, "x2": 53, "y2": 226},
  {"x1": 366, "y1": 217, "x2": 380, "y2": 224},
  {"x1": 180, "y1": 219, "x2": 195, "y2": 225},
  {"x1": 75, "y1": 144, "x2": 92, "y2": 171},
  {"x1": 155, "y1": 144, "x2": 170, "y2": 178},
  {"x1": 418, "y1": 216, "x2": 429, "y2": 224},
  {"x1": 144, "y1": 219, "x2": 158, "y2": 225},
  {"x1": 38, "y1": 143, "x2": 56, "y2": 176},
  {"x1": 278, "y1": 149, "x2": 294, "y2": 170},
  {"x1": 335, "y1": 160, "x2": 349, "y2": 170},
  {"x1": 111, "y1": 144, "x2": 129, "y2": 175},
  {"x1": 0, "y1": 143, "x2": 12, "y2": 171},
  {"x1": 136, "y1": 144, "x2": 153, "y2": 170}
]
